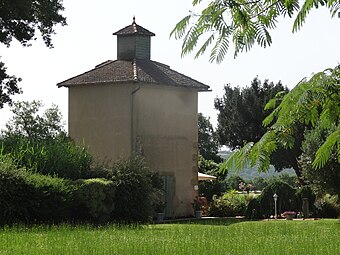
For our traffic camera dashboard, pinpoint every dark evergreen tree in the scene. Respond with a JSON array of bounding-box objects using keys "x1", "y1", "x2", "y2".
[
  {"x1": 214, "y1": 77, "x2": 288, "y2": 150},
  {"x1": 215, "y1": 78, "x2": 307, "y2": 182}
]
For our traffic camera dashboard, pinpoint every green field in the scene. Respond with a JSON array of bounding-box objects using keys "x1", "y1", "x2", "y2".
[{"x1": 0, "y1": 219, "x2": 339, "y2": 255}]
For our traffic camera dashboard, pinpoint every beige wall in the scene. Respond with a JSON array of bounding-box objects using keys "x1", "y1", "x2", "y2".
[
  {"x1": 68, "y1": 82, "x2": 199, "y2": 217},
  {"x1": 134, "y1": 85, "x2": 198, "y2": 217},
  {"x1": 68, "y1": 83, "x2": 135, "y2": 163}
]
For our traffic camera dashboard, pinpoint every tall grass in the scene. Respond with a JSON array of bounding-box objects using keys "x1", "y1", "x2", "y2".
[{"x1": 0, "y1": 219, "x2": 339, "y2": 254}]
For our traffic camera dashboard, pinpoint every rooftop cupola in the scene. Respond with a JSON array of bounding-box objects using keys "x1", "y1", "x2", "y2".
[{"x1": 113, "y1": 17, "x2": 155, "y2": 60}]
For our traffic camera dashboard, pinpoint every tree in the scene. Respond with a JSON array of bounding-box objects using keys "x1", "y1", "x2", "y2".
[
  {"x1": 0, "y1": 61, "x2": 22, "y2": 108},
  {"x1": 214, "y1": 78, "x2": 306, "y2": 179},
  {"x1": 224, "y1": 65, "x2": 340, "y2": 176},
  {"x1": 1, "y1": 100, "x2": 92, "y2": 180},
  {"x1": 171, "y1": 0, "x2": 340, "y2": 63},
  {"x1": 300, "y1": 123, "x2": 340, "y2": 196},
  {"x1": 215, "y1": 77, "x2": 288, "y2": 150},
  {"x1": 198, "y1": 113, "x2": 221, "y2": 162},
  {"x1": 3, "y1": 100, "x2": 65, "y2": 140},
  {"x1": 0, "y1": 0, "x2": 66, "y2": 108}
]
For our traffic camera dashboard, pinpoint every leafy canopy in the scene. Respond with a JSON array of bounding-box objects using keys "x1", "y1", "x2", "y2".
[
  {"x1": 215, "y1": 77, "x2": 288, "y2": 150},
  {"x1": 171, "y1": 0, "x2": 340, "y2": 62},
  {"x1": 0, "y1": 0, "x2": 66, "y2": 109},
  {"x1": 215, "y1": 78, "x2": 307, "y2": 178},
  {"x1": 198, "y1": 113, "x2": 221, "y2": 162},
  {"x1": 3, "y1": 100, "x2": 65, "y2": 140},
  {"x1": 223, "y1": 65, "x2": 340, "y2": 172}
]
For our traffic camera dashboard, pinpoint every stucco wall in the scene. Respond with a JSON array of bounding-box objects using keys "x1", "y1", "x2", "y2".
[
  {"x1": 134, "y1": 85, "x2": 198, "y2": 217},
  {"x1": 68, "y1": 82, "x2": 199, "y2": 218},
  {"x1": 68, "y1": 83, "x2": 135, "y2": 163}
]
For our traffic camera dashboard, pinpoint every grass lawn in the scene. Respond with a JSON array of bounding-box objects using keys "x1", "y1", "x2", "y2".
[{"x1": 0, "y1": 218, "x2": 339, "y2": 255}]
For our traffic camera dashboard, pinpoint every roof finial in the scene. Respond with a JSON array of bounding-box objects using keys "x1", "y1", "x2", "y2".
[{"x1": 133, "y1": 16, "x2": 136, "y2": 24}]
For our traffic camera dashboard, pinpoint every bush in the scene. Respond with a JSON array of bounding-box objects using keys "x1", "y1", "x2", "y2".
[
  {"x1": 0, "y1": 155, "x2": 35, "y2": 225},
  {"x1": 26, "y1": 172, "x2": 75, "y2": 222},
  {"x1": 294, "y1": 185, "x2": 316, "y2": 215},
  {"x1": 0, "y1": 135, "x2": 93, "y2": 180},
  {"x1": 208, "y1": 190, "x2": 247, "y2": 217},
  {"x1": 259, "y1": 180, "x2": 296, "y2": 218},
  {"x1": 72, "y1": 178, "x2": 115, "y2": 223},
  {"x1": 0, "y1": 155, "x2": 73, "y2": 225},
  {"x1": 110, "y1": 156, "x2": 161, "y2": 223},
  {"x1": 198, "y1": 180, "x2": 227, "y2": 202},
  {"x1": 245, "y1": 195, "x2": 264, "y2": 219},
  {"x1": 314, "y1": 194, "x2": 340, "y2": 218}
]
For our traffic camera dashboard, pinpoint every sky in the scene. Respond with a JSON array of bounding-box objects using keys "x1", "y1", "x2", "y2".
[{"x1": 0, "y1": 0, "x2": 340, "y2": 131}]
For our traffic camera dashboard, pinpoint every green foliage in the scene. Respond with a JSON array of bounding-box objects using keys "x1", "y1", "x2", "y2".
[
  {"x1": 0, "y1": 1, "x2": 66, "y2": 108},
  {"x1": 0, "y1": 0, "x2": 66, "y2": 47},
  {"x1": 223, "y1": 65, "x2": 340, "y2": 177},
  {"x1": 314, "y1": 194, "x2": 340, "y2": 218},
  {"x1": 0, "y1": 155, "x2": 33, "y2": 225},
  {"x1": 0, "y1": 61, "x2": 22, "y2": 108},
  {"x1": 1, "y1": 101, "x2": 93, "y2": 180},
  {"x1": 72, "y1": 178, "x2": 115, "y2": 223},
  {"x1": 110, "y1": 156, "x2": 161, "y2": 223},
  {"x1": 198, "y1": 155, "x2": 225, "y2": 178},
  {"x1": 252, "y1": 176, "x2": 270, "y2": 190},
  {"x1": 300, "y1": 123, "x2": 340, "y2": 196},
  {"x1": 3, "y1": 100, "x2": 65, "y2": 140},
  {"x1": 198, "y1": 155, "x2": 227, "y2": 201},
  {"x1": 0, "y1": 155, "x2": 73, "y2": 225},
  {"x1": 245, "y1": 195, "x2": 263, "y2": 219},
  {"x1": 259, "y1": 181, "x2": 296, "y2": 218},
  {"x1": 25, "y1": 171, "x2": 75, "y2": 223},
  {"x1": 294, "y1": 185, "x2": 316, "y2": 214},
  {"x1": 216, "y1": 78, "x2": 302, "y2": 176},
  {"x1": 208, "y1": 190, "x2": 247, "y2": 216},
  {"x1": 171, "y1": 0, "x2": 339, "y2": 62},
  {"x1": 226, "y1": 175, "x2": 245, "y2": 190},
  {"x1": 1, "y1": 135, "x2": 93, "y2": 180},
  {"x1": 198, "y1": 180, "x2": 227, "y2": 202},
  {"x1": 215, "y1": 78, "x2": 288, "y2": 150},
  {"x1": 198, "y1": 113, "x2": 221, "y2": 162}
]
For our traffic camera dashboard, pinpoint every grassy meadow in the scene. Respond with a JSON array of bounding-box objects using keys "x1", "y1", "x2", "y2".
[{"x1": 0, "y1": 219, "x2": 339, "y2": 255}]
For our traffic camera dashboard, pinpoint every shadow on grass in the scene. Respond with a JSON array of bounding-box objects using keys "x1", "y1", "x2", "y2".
[{"x1": 162, "y1": 217, "x2": 250, "y2": 227}]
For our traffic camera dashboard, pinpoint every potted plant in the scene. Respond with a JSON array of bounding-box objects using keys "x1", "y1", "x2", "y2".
[{"x1": 282, "y1": 211, "x2": 296, "y2": 220}]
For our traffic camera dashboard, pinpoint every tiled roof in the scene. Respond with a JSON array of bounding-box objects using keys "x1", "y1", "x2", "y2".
[
  {"x1": 113, "y1": 19, "x2": 155, "y2": 36},
  {"x1": 57, "y1": 59, "x2": 210, "y2": 91}
]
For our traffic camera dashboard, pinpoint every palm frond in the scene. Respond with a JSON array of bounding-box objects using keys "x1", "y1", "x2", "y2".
[
  {"x1": 313, "y1": 128, "x2": 340, "y2": 169},
  {"x1": 210, "y1": 33, "x2": 230, "y2": 63},
  {"x1": 219, "y1": 142, "x2": 254, "y2": 174},
  {"x1": 293, "y1": 0, "x2": 323, "y2": 32},
  {"x1": 170, "y1": 15, "x2": 191, "y2": 40},
  {"x1": 328, "y1": 0, "x2": 340, "y2": 17}
]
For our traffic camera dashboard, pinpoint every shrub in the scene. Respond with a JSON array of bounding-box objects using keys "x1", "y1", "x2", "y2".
[
  {"x1": 0, "y1": 135, "x2": 93, "y2": 180},
  {"x1": 72, "y1": 178, "x2": 115, "y2": 223},
  {"x1": 245, "y1": 195, "x2": 264, "y2": 219},
  {"x1": 198, "y1": 180, "x2": 227, "y2": 202},
  {"x1": 110, "y1": 156, "x2": 161, "y2": 223},
  {"x1": 0, "y1": 155, "x2": 35, "y2": 225},
  {"x1": 26, "y1": 173, "x2": 75, "y2": 222},
  {"x1": 226, "y1": 175, "x2": 245, "y2": 191},
  {"x1": 0, "y1": 155, "x2": 73, "y2": 225},
  {"x1": 314, "y1": 194, "x2": 340, "y2": 218},
  {"x1": 208, "y1": 190, "x2": 247, "y2": 217},
  {"x1": 294, "y1": 185, "x2": 316, "y2": 215},
  {"x1": 259, "y1": 180, "x2": 296, "y2": 218}
]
